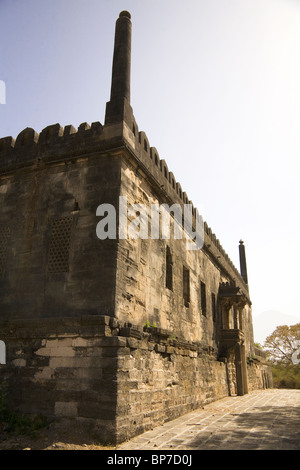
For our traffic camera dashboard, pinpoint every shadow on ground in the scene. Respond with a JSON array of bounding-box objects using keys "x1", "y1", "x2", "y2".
[{"x1": 188, "y1": 405, "x2": 300, "y2": 450}]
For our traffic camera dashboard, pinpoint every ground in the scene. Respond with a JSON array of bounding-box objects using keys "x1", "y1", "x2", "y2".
[
  {"x1": 0, "y1": 417, "x2": 117, "y2": 451},
  {"x1": 1, "y1": 389, "x2": 300, "y2": 450}
]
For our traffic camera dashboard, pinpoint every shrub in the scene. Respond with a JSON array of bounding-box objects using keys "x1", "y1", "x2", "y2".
[
  {"x1": 272, "y1": 364, "x2": 300, "y2": 389},
  {"x1": 0, "y1": 379, "x2": 49, "y2": 436}
]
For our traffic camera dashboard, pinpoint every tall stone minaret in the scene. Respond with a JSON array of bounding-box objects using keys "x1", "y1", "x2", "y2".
[
  {"x1": 239, "y1": 240, "x2": 248, "y2": 285},
  {"x1": 105, "y1": 11, "x2": 133, "y2": 126}
]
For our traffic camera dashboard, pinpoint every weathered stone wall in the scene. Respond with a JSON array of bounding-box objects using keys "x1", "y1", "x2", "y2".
[
  {"x1": 0, "y1": 122, "x2": 272, "y2": 444},
  {"x1": 0, "y1": 314, "x2": 231, "y2": 444},
  {"x1": 0, "y1": 314, "x2": 271, "y2": 445},
  {"x1": 247, "y1": 361, "x2": 273, "y2": 392},
  {"x1": 116, "y1": 325, "x2": 229, "y2": 443},
  {"x1": 0, "y1": 134, "x2": 122, "y2": 320},
  {"x1": 115, "y1": 155, "x2": 255, "y2": 360},
  {"x1": 115, "y1": 158, "x2": 223, "y2": 344},
  {"x1": 0, "y1": 315, "x2": 120, "y2": 443}
]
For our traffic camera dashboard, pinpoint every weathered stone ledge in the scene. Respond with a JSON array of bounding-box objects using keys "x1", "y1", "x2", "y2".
[{"x1": 0, "y1": 314, "x2": 217, "y2": 360}]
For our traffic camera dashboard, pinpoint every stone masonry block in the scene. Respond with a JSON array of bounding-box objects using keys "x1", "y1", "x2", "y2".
[
  {"x1": 97, "y1": 336, "x2": 127, "y2": 348},
  {"x1": 119, "y1": 327, "x2": 142, "y2": 339},
  {"x1": 45, "y1": 338, "x2": 73, "y2": 348},
  {"x1": 102, "y1": 347, "x2": 131, "y2": 357},
  {"x1": 155, "y1": 344, "x2": 166, "y2": 353},
  {"x1": 49, "y1": 356, "x2": 105, "y2": 368},
  {"x1": 126, "y1": 338, "x2": 139, "y2": 349},
  {"x1": 109, "y1": 317, "x2": 120, "y2": 329},
  {"x1": 55, "y1": 401, "x2": 78, "y2": 418},
  {"x1": 11, "y1": 358, "x2": 26, "y2": 367},
  {"x1": 35, "y1": 346, "x2": 75, "y2": 357}
]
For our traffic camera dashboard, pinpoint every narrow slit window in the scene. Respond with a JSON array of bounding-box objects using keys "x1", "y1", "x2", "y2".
[
  {"x1": 211, "y1": 293, "x2": 216, "y2": 322},
  {"x1": 183, "y1": 266, "x2": 190, "y2": 307},
  {"x1": 201, "y1": 281, "x2": 206, "y2": 316},
  {"x1": 166, "y1": 246, "x2": 173, "y2": 291}
]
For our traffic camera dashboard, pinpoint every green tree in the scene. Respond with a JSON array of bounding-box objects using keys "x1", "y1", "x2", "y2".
[
  {"x1": 271, "y1": 363, "x2": 300, "y2": 389},
  {"x1": 264, "y1": 323, "x2": 300, "y2": 364}
]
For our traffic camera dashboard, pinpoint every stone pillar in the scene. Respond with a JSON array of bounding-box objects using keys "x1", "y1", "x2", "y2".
[
  {"x1": 241, "y1": 342, "x2": 249, "y2": 394},
  {"x1": 235, "y1": 343, "x2": 244, "y2": 396},
  {"x1": 105, "y1": 11, "x2": 133, "y2": 126},
  {"x1": 235, "y1": 342, "x2": 248, "y2": 396},
  {"x1": 238, "y1": 306, "x2": 243, "y2": 331},
  {"x1": 233, "y1": 305, "x2": 238, "y2": 329},
  {"x1": 239, "y1": 240, "x2": 248, "y2": 285}
]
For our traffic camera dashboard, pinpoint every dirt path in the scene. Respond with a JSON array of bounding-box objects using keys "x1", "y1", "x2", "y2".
[{"x1": 0, "y1": 418, "x2": 116, "y2": 450}]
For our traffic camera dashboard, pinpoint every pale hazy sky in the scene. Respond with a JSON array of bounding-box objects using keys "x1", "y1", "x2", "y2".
[{"x1": 1, "y1": 0, "x2": 300, "y2": 340}]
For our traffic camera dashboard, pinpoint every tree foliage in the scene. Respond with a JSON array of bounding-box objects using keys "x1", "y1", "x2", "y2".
[
  {"x1": 263, "y1": 323, "x2": 300, "y2": 389},
  {"x1": 271, "y1": 364, "x2": 300, "y2": 389},
  {"x1": 264, "y1": 323, "x2": 300, "y2": 364}
]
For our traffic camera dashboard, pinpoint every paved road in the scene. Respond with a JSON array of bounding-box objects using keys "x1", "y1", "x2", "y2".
[{"x1": 117, "y1": 389, "x2": 300, "y2": 450}]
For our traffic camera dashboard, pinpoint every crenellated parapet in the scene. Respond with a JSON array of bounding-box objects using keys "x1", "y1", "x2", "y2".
[
  {"x1": 0, "y1": 122, "x2": 105, "y2": 171},
  {"x1": 120, "y1": 118, "x2": 249, "y2": 296},
  {"x1": 123, "y1": 116, "x2": 198, "y2": 212},
  {"x1": 0, "y1": 119, "x2": 198, "y2": 219},
  {"x1": 204, "y1": 224, "x2": 249, "y2": 298},
  {"x1": 0, "y1": 117, "x2": 248, "y2": 295}
]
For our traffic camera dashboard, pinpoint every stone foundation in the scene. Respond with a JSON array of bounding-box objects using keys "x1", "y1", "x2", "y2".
[
  {"x1": 0, "y1": 314, "x2": 270, "y2": 444},
  {"x1": 0, "y1": 315, "x2": 118, "y2": 442},
  {"x1": 115, "y1": 325, "x2": 229, "y2": 442}
]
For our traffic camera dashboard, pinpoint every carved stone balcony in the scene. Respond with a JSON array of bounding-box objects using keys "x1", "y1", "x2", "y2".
[
  {"x1": 219, "y1": 282, "x2": 249, "y2": 309},
  {"x1": 219, "y1": 328, "x2": 244, "y2": 358},
  {"x1": 220, "y1": 328, "x2": 244, "y2": 345}
]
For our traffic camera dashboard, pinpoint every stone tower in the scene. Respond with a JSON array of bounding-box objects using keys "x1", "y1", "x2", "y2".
[{"x1": 0, "y1": 12, "x2": 272, "y2": 444}]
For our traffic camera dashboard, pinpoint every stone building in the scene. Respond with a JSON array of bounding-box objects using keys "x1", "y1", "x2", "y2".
[{"x1": 0, "y1": 12, "x2": 272, "y2": 444}]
